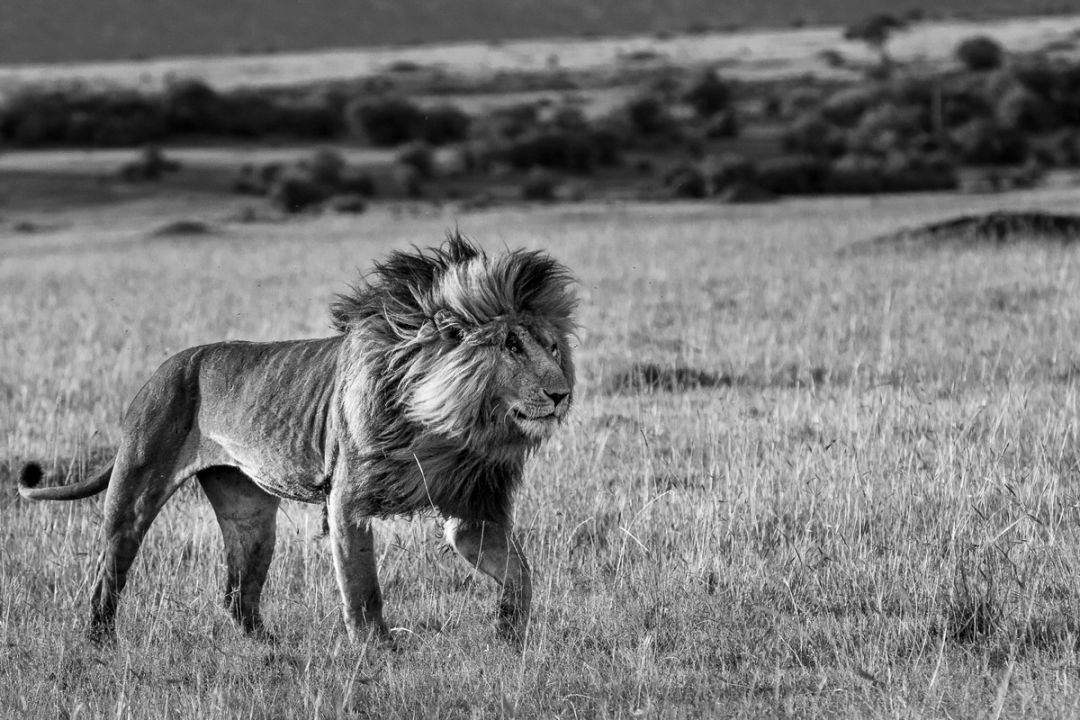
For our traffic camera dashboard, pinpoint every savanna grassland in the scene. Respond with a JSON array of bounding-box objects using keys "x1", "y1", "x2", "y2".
[{"x1": 3, "y1": 188, "x2": 1080, "y2": 718}]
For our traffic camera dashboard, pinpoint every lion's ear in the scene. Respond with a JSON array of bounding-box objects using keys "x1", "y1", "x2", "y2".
[{"x1": 433, "y1": 309, "x2": 463, "y2": 342}]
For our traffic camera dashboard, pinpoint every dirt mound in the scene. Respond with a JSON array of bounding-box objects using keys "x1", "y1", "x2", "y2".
[
  {"x1": 149, "y1": 219, "x2": 218, "y2": 238},
  {"x1": 843, "y1": 211, "x2": 1080, "y2": 255}
]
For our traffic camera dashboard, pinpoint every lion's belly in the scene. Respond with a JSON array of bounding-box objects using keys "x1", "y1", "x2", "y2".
[{"x1": 212, "y1": 442, "x2": 328, "y2": 504}]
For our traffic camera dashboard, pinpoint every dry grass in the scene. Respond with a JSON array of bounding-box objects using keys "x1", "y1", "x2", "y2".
[{"x1": 4, "y1": 192, "x2": 1080, "y2": 717}]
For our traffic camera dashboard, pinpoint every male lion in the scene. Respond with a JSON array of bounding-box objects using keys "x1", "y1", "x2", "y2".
[{"x1": 18, "y1": 234, "x2": 575, "y2": 645}]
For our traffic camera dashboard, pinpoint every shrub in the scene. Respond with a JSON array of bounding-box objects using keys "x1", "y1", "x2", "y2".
[
  {"x1": 338, "y1": 166, "x2": 378, "y2": 196},
  {"x1": 396, "y1": 142, "x2": 436, "y2": 178},
  {"x1": 821, "y1": 85, "x2": 889, "y2": 127},
  {"x1": 162, "y1": 78, "x2": 225, "y2": 135},
  {"x1": 846, "y1": 102, "x2": 926, "y2": 154},
  {"x1": 305, "y1": 148, "x2": 346, "y2": 187},
  {"x1": 118, "y1": 145, "x2": 181, "y2": 182},
  {"x1": 704, "y1": 109, "x2": 738, "y2": 139},
  {"x1": 996, "y1": 86, "x2": 1058, "y2": 133},
  {"x1": 940, "y1": 82, "x2": 995, "y2": 128},
  {"x1": 826, "y1": 154, "x2": 887, "y2": 193},
  {"x1": 268, "y1": 167, "x2": 330, "y2": 213},
  {"x1": 232, "y1": 164, "x2": 267, "y2": 195},
  {"x1": 663, "y1": 163, "x2": 708, "y2": 198},
  {"x1": 708, "y1": 153, "x2": 757, "y2": 191},
  {"x1": 388, "y1": 163, "x2": 424, "y2": 198},
  {"x1": 625, "y1": 95, "x2": 675, "y2": 136},
  {"x1": 882, "y1": 151, "x2": 959, "y2": 191},
  {"x1": 683, "y1": 71, "x2": 731, "y2": 118},
  {"x1": 587, "y1": 124, "x2": 626, "y2": 167},
  {"x1": 349, "y1": 97, "x2": 424, "y2": 146},
  {"x1": 755, "y1": 155, "x2": 830, "y2": 195},
  {"x1": 551, "y1": 106, "x2": 589, "y2": 130},
  {"x1": 487, "y1": 102, "x2": 541, "y2": 139},
  {"x1": 956, "y1": 35, "x2": 1006, "y2": 71},
  {"x1": 348, "y1": 98, "x2": 469, "y2": 147},
  {"x1": 521, "y1": 167, "x2": 560, "y2": 201},
  {"x1": 952, "y1": 118, "x2": 1029, "y2": 165},
  {"x1": 419, "y1": 104, "x2": 471, "y2": 145},
  {"x1": 501, "y1": 129, "x2": 598, "y2": 174},
  {"x1": 215, "y1": 92, "x2": 287, "y2": 138},
  {"x1": 782, "y1": 112, "x2": 847, "y2": 157},
  {"x1": 272, "y1": 99, "x2": 344, "y2": 139}
]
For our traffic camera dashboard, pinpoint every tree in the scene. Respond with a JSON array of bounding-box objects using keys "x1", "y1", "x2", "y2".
[{"x1": 844, "y1": 14, "x2": 907, "y2": 70}]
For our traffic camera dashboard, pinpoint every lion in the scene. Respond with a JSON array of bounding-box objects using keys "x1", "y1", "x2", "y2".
[{"x1": 18, "y1": 233, "x2": 576, "y2": 645}]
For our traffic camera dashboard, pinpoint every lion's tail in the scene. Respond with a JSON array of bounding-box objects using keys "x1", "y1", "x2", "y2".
[{"x1": 18, "y1": 461, "x2": 114, "y2": 501}]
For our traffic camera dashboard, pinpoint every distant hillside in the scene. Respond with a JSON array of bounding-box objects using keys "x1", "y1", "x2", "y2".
[{"x1": 3, "y1": 0, "x2": 1073, "y2": 65}]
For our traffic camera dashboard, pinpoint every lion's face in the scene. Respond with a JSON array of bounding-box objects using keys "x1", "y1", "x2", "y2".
[
  {"x1": 493, "y1": 322, "x2": 573, "y2": 441},
  {"x1": 400, "y1": 313, "x2": 574, "y2": 449}
]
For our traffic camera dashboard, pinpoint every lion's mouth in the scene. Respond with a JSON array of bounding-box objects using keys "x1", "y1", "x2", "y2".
[{"x1": 511, "y1": 408, "x2": 559, "y2": 424}]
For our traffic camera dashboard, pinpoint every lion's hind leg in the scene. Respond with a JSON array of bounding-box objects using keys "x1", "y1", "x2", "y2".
[
  {"x1": 444, "y1": 518, "x2": 532, "y2": 645},
  {"x1": 197, "y1": 467, "x2": 280, "y2": 638},
  {"x1": 89, "y1": 450, "x2": 191, "y2": 643}
]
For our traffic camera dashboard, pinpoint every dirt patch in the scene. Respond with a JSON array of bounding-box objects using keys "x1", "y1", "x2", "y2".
[
  {"x1": 149, "y1": 218, "x2": 219, "y2": 238},
  {"x1": 842, "y1": 211, "x2": 1080, "y2": 255}
]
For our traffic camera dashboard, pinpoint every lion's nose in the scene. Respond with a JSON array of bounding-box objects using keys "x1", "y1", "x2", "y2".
[{"x1": 545, "y1": 390, "x2": 568, "y2": 408}]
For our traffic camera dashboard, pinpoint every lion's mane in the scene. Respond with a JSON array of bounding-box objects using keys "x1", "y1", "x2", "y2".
[{"x1": 329, "y1": 233, "x2": 576, "y2": 524}]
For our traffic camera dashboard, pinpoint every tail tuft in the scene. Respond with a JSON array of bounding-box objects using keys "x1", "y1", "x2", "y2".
[{"x1": 19, "y1": 462, "x2": 44, "y2": 489}]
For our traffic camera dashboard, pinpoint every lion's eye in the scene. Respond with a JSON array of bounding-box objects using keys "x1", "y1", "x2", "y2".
[{"x1": 505, "y1": 333, "x2": 523, "y2": 354}]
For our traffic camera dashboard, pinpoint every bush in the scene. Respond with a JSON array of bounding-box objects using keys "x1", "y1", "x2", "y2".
[
  {"x1": 952, "y1": 118, "x2": 1029, "y2": 165},
  {"x1": 501, "y1": 129, "x2": 597, "y2": 174},
  {"x1": 348, "y1": 98, "x2": 469, "y2": 147},
  {"x1": 846, "y1": 101, "x2": 926, "y2": 154},
  {"x1": 704, "y1": 109, "x2": 738, "y2": 139},
  {"x1": 663, "y1": 164, "x2": 708, "y2": 198},
  {"x1": 956, "y1": 35, "x2": 1005, "y2": 72},
  {"x1": 826, "y1": 153, "x2": 887, "y2": 193},
  {"x1": 521, "y1": 167, "x2": 560, "y2": 201},
  {"x1": 683, "y1": 71, "x2": 731, "y2": 118},
  {"x1": 118, "y1": 145, "x2": 181, "y2": 182},
  {"x1": 708, "y1": 153, "x2": 757, "y2": 191},
  {"x1": 396, "y1": 142, "x2": 436, "y2": 178},
  {"x1": 883, "y1": 151, "x2": 959, "y2": 191},
  {"x1": 782, "y1": 112, "x2": 847, "y2": 157},
  {"x1": 232, "y1": 164, "x2": 267, "y2": 195},
  {"x1": 625, "y1": 95, "x2": 676, "y2": 136},
  {"x1": 821, "y1": 85, "x2": 889, "y2": 127},
  {"x1": 939, "y1": 81, "x2": 995, "y2": 128},
  {"x1": 419, "y1": 104, "x2": 471, "y2": 145},
  {"x1": 338, "y1": 166, "x2": 378, "y2": 196},
  {"x1": 387, "y1": 164, "x2": 424, "y2": 198},
  {"x1": 162, "y1": 78, "x2": 225, "y2": 135},
  {"x1": 755, "y1": 155, "x2": 830, "y2": 195},
  {"x1": 268, "y1": 167, "x2": 331, "y2": 213},
  {"x1": 551, "y1": 106, "x2": 589, "y2": 130},
  {"x1": 305, "y1": 148, "x2": 346, "y2": 187},
  {"x1": 0, "y1": 88, "x2": 169, "y2": 147},
  {"x1": 349, "y1": 97, "x2": 424, "y2": 146},
  {"x1": 486, "y1": 103, "x2": 541, "y2": 139},
  {"x1": 996, "y1": 85, "x2": 1058, "y2": 133}
]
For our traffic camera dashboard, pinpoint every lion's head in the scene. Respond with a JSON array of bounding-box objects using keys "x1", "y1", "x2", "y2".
[{"x1": 330, "y1": 233, "x2": 576, "y2": 522}]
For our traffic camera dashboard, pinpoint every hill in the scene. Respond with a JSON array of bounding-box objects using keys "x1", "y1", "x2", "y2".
[{"x1": 3, "y1": 0, "x2": 1072, "y2": 65}]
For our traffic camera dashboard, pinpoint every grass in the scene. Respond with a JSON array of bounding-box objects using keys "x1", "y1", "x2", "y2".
[{"x1": 4, "y1": 190, "x2": 1080, "y2": 717}]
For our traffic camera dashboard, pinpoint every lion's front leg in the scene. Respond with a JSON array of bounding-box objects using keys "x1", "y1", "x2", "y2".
[
  {"x1": 445, "y1": 518, "x2": 532, "y2": 644},
  {"x1": 326, "y1": 486, "x2": 390, "y2": 643}
]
